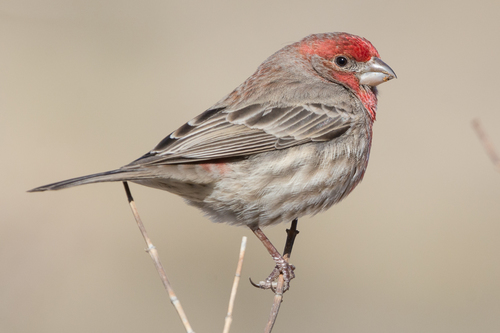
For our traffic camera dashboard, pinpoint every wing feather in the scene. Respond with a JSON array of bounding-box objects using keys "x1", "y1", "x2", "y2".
[{"x1": 128, "y1": 102, "x2": 356, "y2": 166}]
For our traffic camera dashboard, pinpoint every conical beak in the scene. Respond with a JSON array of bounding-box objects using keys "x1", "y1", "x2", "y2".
[{"x1": 358, "y1": 57, "x2": 397, "y2": 87}]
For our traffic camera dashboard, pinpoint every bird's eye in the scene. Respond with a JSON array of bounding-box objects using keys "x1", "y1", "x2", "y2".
[{"x1": 334, "y1": 56, "x2": 348, "y2": 67}]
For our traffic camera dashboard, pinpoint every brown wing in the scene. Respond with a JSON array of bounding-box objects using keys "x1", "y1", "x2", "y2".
[{"x1": 128, "y1": 103, "x2": 355, "y2": 165}]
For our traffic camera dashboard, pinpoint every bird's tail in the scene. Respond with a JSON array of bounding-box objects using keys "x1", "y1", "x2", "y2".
[{"x1": 28, "y1": 169, "x2": 141, "y2": 192}]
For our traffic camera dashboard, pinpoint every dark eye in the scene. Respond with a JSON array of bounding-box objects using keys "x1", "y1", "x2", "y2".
[{"x1": 334, "y1": 56, "x2": 348, "y2": 67}]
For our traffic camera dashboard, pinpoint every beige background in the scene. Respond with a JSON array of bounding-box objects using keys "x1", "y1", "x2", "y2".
[{"x1": 2, "y1": 1, "x2": 500, "y2": 332}]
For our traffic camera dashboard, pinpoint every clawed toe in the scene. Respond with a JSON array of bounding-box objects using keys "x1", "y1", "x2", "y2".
[
  {"x1": 249, "y1": 277, "x2": 276, "y2": 291},
  {"x1": 250, "y1": 262, "x2": 295, "y2": 292}
]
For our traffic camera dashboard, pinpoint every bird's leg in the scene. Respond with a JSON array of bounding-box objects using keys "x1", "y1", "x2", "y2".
[{"x1": 249, "y1": 225, "x2": 295, "y2": 291}]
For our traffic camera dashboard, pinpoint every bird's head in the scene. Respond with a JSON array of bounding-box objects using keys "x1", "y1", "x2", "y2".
[{"x1": 299, "y1": 32, "x2": 396, "y2": 119}]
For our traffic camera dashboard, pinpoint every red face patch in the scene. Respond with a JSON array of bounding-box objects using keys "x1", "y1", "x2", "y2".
[
  {"x1": 300, "y1": 33, "x2": 379, "y2": 62},
  {"x1": 299, "y1": 33, "x2": 380, "y2": 121}
]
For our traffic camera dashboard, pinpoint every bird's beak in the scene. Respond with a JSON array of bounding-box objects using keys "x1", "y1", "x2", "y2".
[{"x1": 358, "y1": 57, "x2": 397, "y2": 87}]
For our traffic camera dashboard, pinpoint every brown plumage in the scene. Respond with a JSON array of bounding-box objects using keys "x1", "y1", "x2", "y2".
[{"x1": 30, "y1": 32, "x2": 396, "y2": 290}]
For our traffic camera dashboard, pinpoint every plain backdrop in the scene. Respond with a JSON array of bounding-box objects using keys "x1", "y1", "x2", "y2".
[{"x1": 2, "y1": 1, "x2": 500, "y2": 332}]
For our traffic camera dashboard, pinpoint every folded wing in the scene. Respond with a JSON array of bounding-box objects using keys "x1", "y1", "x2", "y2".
[{"x1": 127, "y1": 103, "x2": 355, "y2": 166}]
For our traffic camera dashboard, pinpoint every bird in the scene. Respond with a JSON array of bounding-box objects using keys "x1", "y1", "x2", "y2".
[{"x1": 29, "y1": 32, "x2": 396, "y2": 291}]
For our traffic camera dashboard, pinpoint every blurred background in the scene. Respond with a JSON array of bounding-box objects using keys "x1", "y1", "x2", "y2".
[{"x1": 2, "y1": 1, "x2": 500, "y2": 332}]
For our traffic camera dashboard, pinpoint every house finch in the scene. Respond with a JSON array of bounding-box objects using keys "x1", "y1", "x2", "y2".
[{"x1": 30, "y1": 32, "x2": 396, "y2": 290}]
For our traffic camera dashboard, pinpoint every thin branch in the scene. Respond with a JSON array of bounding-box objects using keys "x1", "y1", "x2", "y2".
[
  {"x1": 472, "y1": 119, "x2": 500, "y2": 172},
  {"x1": 223, "y1": 236, "x2": 248, "y2": 333},
  {"x1": 123, "y1": 182, "x2": 195, "y2": 333},
  {"x1": 264, "y1": 219, "x2": 300, "y2": 333}
]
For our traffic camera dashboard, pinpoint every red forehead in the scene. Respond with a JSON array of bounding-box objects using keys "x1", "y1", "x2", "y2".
[{"x1": 299, "y1": 33, "x2": 379, "y2": 62}]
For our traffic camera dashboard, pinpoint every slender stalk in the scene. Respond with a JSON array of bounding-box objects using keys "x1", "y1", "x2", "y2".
[
  {"x1": 264, "y1": 219, "x2": 299, "y2": 333},
  {"x1": 472, "y1": 119, "x2": 500, "y2": 172},
  {"x1": 123, "y1": 182, "x2": 195, "y2": 333},
  {"x1": 223, "y1": 236, "x2": 248, "y2": 333}
]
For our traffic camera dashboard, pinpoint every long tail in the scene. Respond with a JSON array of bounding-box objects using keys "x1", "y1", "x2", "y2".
[{"x1": 28, "y1": 169, "x2": 141, "y2": 192}]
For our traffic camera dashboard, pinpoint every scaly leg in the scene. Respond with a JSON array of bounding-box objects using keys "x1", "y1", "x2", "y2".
[{"x1": 249, "y1": 225, "x2": 296, "y2": 291}]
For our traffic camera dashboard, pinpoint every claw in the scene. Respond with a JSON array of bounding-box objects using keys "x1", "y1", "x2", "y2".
[
  {"x1": 249, "y1": 277, "x2": 277, "y2": 290},
  {"x1": 249, "y1": 224, "x2": 299, "y2": 293},
  {"x1": 249, "y1": 277, "x2": 262, "y2": 289},
  {"x1": 249, "y1": 262, "x2": 295, "y2": 292}
]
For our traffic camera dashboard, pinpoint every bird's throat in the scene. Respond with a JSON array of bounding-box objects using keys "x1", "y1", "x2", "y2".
[{"x1": 358, "y1": 88, "x2": 378, "y2": 121}]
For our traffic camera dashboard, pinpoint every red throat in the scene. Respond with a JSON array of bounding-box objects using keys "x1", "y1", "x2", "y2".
[
  {"x1": 329, "y1": 71, "x2": 378, "y2": 121},
  {"x1": 359, "y1": 89, "x2": 377, "y2": 121}
]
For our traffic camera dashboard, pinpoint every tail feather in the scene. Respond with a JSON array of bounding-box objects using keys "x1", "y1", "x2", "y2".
[{"x1": 28, "y1": 169, "x2": 139, "y2": 192}]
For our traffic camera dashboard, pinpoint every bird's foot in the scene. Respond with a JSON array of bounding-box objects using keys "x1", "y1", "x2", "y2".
[{"x1": 250, "y1": 259, "x2": 295, "y2": 292}]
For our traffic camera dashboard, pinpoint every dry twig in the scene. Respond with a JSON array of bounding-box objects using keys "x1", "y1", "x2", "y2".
[
  {"x1": 223, "y1": 236, "x2": 248, "y2": 333},
  {"x1": 264, "y1": 219, "x2": 300, "y2": 333},
  {"x1": 472, "y1": 119, "x2": 500, "y2": 172},
  {"x1": 123, "y1": 182, "x2": 195, "y2": 333}
]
